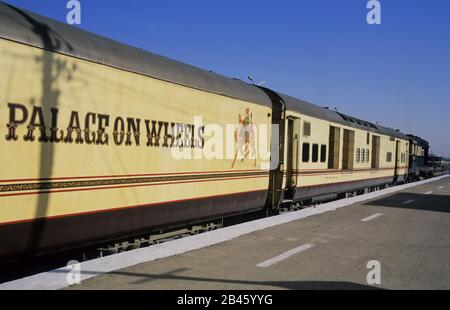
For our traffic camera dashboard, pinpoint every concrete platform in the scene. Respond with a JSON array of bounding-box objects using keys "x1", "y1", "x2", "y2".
[{"x1": 2, "y1": 175, "x2": 449, "y2": 290}]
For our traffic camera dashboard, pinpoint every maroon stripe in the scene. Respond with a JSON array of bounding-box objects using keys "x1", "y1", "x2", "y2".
[
  {"x1": 0, "y1": 169, "x2": 267, "y2": 183},
  {"x1": 298, "y1": 176, "x2": 394, "y2": 189},
  {"x1": 0, "y1": 175, "x2": 268, "y2": 198},
  {"x1": 282, "y1": 167, "x2": 405, "y2": 176},
  {"x1": 0, "y1": 188, "x2": 266, "y2": 227}
]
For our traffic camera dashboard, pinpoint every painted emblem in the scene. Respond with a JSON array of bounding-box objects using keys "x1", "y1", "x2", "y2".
[{"x1": 232, "y1": 108, "x2": 257, "y2": 168}]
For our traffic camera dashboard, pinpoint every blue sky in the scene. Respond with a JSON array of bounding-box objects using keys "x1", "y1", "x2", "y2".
[{"x1": 4, "y1": 0, "x2": 450, "y2": 156}]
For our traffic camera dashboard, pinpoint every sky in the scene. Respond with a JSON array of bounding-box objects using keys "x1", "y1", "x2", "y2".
[{"x1": 3, "y1": 0, "x2": 450, "y2": 157}]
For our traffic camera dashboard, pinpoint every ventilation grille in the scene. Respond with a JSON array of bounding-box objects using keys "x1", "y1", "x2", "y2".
[{"x1": 303, "y1": 122, "x2": 311, "y2": 137}]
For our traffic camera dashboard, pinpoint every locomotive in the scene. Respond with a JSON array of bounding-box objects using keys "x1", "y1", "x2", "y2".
[
  {"x1": 0, "y1": 3, "x2": 447, "y2": 263},
  {"x1": 407, "y1": 135, "x2": 448, "y2": 181}
]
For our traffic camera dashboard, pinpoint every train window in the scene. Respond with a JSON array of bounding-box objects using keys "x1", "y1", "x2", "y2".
[
  {"x1": 312, "y1": 144, "x2": 319, "y2": 163},
  {"x1": 361, "y1": 149, "x2": 365, "y2": 163},
  {"x1": 303, "y1": 122, "x2": 311, "y2": 137},
  {"x1": 356, "y1": 148, "x2": 361, "y2": 163},
  {"x1": 367, "y1": 133, "x2": 370, "y2": 145},
  {"x1": 366, "y1": 149, "x2": 370, "y2": 163},
  {"x1": 386, "y1": 152, "x2": 393, "y2": 162},
  {"x1": 320, "y1": 145, "x2": 327, "y2": 163},
  {"x1": 302, "y1": 143, "x2": 310, "y2": 162}
]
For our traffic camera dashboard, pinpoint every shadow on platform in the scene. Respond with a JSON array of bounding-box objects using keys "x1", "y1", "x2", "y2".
[
  {"x1": 65, "y1": 268, "x2": 383, "y2": 290},
  {"x1": 365, "y1": 192, "x2": 450, "y2": 214}
]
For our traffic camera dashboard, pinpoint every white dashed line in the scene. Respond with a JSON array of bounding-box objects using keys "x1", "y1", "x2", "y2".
[
  {"x1": 424, "y1": 191, "x2": 433, "y2": 195},
  {"x1": 361, "y1": 213, "x2": 384, "y2": 222},
  {"x1": 402, "y1": 200, "x2": 415, "y2": 205},
  {"x1": 438, "y1": 186, "x2": 444, "y2": 189},
  {"x1": 256, "y1": 244, "x2": 314, "y2": 268}
]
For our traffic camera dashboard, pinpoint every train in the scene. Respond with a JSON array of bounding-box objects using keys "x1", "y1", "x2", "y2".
[
  {"x1": 406, "y1": 135, "x2": 448, "y2": 181},
  {"x1": 0, "y1": 3, "x2": 448, "y2": 263}
]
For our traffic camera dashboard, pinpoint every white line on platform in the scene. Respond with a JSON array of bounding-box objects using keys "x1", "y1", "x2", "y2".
[
  {"x1": 256, "y1": 244, "x2": 314, "y2": 268},
  {"x1": 424, "y1": 191, "x2": 434, "y2": 195},
  {"x1": 361, "y1": 213, "x2": 384, "y2": 222},
  {"x1": 438, "y1": 186, "x2": 444, "y2": 189},
  {"x1": 1, "y1": 175, "x2": 448, "y2": 290},
  {"x1": 402, "y1": 200, "x2": 415, "y2": 205}
]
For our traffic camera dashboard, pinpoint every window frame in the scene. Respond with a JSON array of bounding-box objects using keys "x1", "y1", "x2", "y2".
[
  {"x1": 302, "y1": 143, "x2": 310, "y2": 163},
  {"x1": 320, "y1": 144, "x2": 327, "y2": 163},
  {"x1": 386, "y1": 152, "x2": 393, "y2": 163},
  {"x1": 312, "y1": 144, "x2": 319, "y2": 163}
]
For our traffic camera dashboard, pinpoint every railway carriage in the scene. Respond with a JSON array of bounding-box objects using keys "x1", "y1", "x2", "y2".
[
  {"x1": 0, "y1": 3, "x2": 273, "y2": 261},
  {"x1": 261, "y1": 92, "x2": 410, "y2": 211},
  {"x1": 0, "y1": 3, "x2": 431, "y2": 263}
]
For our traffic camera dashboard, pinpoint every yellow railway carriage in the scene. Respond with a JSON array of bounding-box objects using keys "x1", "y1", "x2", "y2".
[
  {"x1": 278, "y1": 95, "x2": 409, "y2": 204},
  {"x1": 255, "y1": 90, "x2": 409, "y2": 212},
  {"x1": 0, "y1": 4, "x2": 273, "y2": 261},
  {"x1": 0, "y1": 3, "x2": 412, "y2": 262}
]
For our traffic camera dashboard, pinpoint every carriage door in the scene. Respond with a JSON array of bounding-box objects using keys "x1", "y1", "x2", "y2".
[
  {"x1": 342, "y1": 129, "x2": 355, "y2": 170},
  {"x1": 394, "y1": 140, "x2": 401, "y2": 181},
  {"x1": 284, "y1": 117, "x2": 300, "y2": 200}
]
